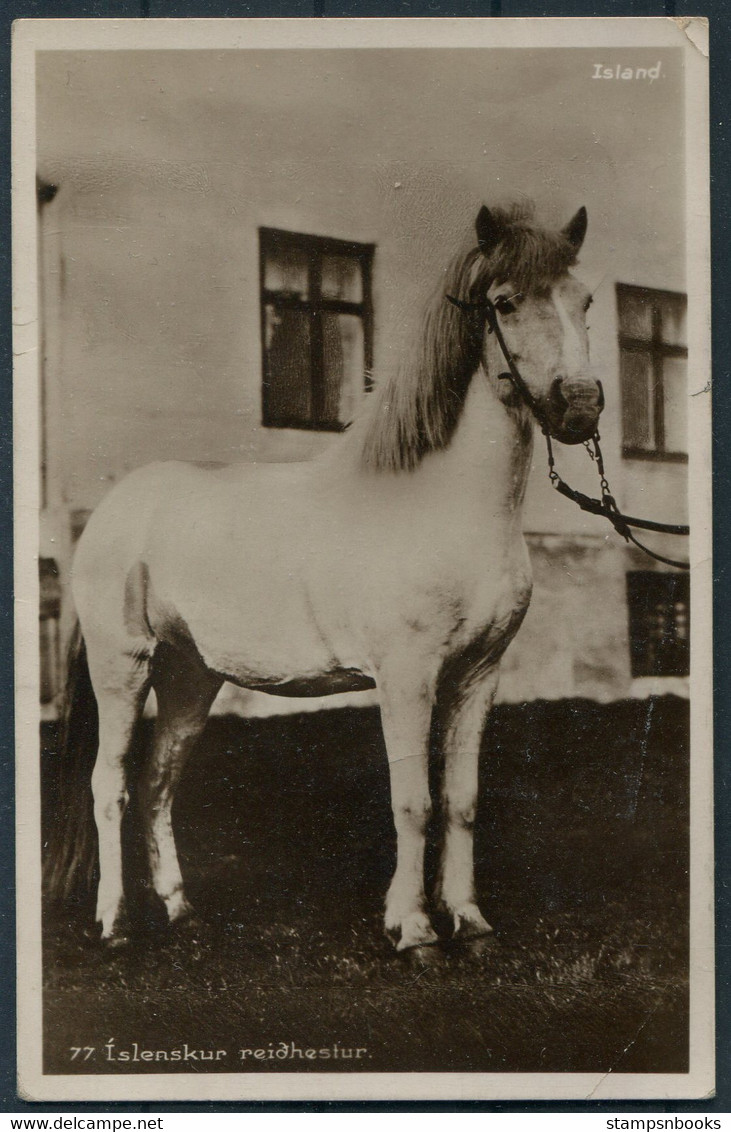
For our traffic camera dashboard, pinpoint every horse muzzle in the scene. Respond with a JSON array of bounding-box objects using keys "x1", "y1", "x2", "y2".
[{"x1": 546, "y1": 376, "x2": 604, "y2": 445}]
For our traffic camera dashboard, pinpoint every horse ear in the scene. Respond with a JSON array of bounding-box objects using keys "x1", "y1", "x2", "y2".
[
  {"x1": 562, "y1": 206, "x2": 588, "y2": 252},
  {"x1": 475, "y1": 205, "x2": 503, "y2": 253}
]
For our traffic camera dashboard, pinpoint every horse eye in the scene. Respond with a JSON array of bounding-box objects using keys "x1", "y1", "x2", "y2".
[
  {"x1": 583, "y1": 295, "x2": 594, "y2": 313},
  {"x1": 494, "y1": 295, "x2": 517, "y2": 315}
]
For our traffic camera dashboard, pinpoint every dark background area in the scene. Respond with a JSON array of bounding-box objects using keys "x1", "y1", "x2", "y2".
[
  {"x1": 42, "y1": 698, "x2": 689, "y2": 1077},
  {"x1": 2, "y1": 0, "x2": 728, "y2": 1115}
]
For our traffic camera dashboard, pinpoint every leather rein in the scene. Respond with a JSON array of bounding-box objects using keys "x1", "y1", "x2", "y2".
[{"x1": 446, "y1": 293, "x2": 690, "y2": 571}]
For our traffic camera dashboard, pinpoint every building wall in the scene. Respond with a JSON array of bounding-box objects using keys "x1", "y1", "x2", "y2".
[{"x1": 36, "y1": 47, "x2": 689, "y2": 709}]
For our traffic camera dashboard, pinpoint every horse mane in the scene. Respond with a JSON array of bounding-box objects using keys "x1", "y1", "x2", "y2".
[{"x1": 360, "y1": 203, "x2": 579, "y2": 473}]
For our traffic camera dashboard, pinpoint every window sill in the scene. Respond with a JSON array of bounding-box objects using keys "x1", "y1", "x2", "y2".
[
  {"x1": 629, "y1": 675, "x2": 689, "y2": 698},
  {"x1": 622, "y1": 447, "x2": 688, "y2": 464},
  {"x1": 263, "y1": 418, "x2": 347, "y2": 433}
]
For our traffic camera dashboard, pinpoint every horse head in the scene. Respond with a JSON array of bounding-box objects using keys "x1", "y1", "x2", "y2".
[{"x1": 473, "y1": 204, "x2": 604, "y2": 445}]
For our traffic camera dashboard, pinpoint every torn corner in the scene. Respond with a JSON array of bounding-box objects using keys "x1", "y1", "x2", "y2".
[{"x1": 669, "y1": 16, "x2": 709, "y2": 58}]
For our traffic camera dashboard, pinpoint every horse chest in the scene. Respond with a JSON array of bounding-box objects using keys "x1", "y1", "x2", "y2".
[{"x1": 454, "y1": 550, "x2": 533, "y2": 660}]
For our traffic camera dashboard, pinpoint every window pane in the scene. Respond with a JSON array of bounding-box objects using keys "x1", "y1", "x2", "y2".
[
  {"x1": 263, "y1": 243, "x2": 309, "y2": 299},
  {"x1": 618, "y1": 290, "x2": 652, "y2": 340},
  {"x1": 39, "y1": 617, "x2": 60, "y2": 704},
  {"x1": 662, "y1": 355, "x2": 687, "y2": 454},
  {"x1": 321, "y1": 255, "x2": 362, "y2": 302},
  {"x1": 621, "y1": 351, "x2": 654, "y2": 450},
  {"x1": 321, "y1": 313, "x2": 364, "y2": 425},
  {"x1": 660, "y1": 295, "x2": 687, "y2": 347},
  {"x1": 39, "y1": 558, "x2": 61, "y2": 706},
  {"x1": 263, "y1": 305, "x2": 311, "y2": 424}
]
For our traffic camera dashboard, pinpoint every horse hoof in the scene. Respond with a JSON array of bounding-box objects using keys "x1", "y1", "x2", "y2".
[
  {"x1": 387, "y1": 911, "x2": 439, "y2": 952},
  {"x1": 457, "y1": 933, "x2": 499, "y2": 961},
  {"x1": 169, "y1": 913, "x2": 206, "y2": 944},
  {"x1": 401, "y1": 943, "x2": 444, "y2": 970},
  {"x1": 102, "y1": 933, "x2": 131, "y2": 952},
  {"x1": 451, "y1": 906, "x2": 493, "y2": 942}
]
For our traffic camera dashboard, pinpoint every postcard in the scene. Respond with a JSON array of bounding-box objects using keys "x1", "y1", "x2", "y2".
[{"x1": 12, "y1": 15, "x2": 712, "y2": 1102}]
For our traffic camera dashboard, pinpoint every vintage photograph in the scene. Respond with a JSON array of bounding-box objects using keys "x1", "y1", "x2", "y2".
[{"x1": 13, "y1": 18, "x2": 712, "y2": 1102}]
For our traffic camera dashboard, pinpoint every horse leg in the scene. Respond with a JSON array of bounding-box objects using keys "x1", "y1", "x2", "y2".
[
  {"x1": 435, "y1": 666, "x2": 500, "y2": 940},
  {"x1": 87, "y1": 644, "x2": 152, "y2": 944},
  {"x1": 379, "y1": 677, "x2": 438, "y2": 951},
  {"x1": 139, "y1": 647, "x2": 222, "y2": 926}
]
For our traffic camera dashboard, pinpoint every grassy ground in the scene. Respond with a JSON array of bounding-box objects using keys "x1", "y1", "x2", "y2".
[{"x1": 42, "y1": 697, "x2": 689, "y2": 1077}]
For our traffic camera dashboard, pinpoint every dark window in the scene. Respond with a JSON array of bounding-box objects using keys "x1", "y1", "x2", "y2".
[
  {"x1": 617, "y1": 284, "x2": 687, "y2": 462},
  {"x1": 39, "y1": 557, "x2": 61, "y2": 705},
  {"x1": 259, "y1": 229, "x2": 374, "y2": 431},
  {"x1": 626, "y1": 571, "x2": 689, "y2": 678}
]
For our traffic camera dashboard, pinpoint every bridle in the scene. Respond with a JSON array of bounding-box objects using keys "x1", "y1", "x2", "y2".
[{"x1": 446, "y1": 292, "x2": 690, "y2": 571}]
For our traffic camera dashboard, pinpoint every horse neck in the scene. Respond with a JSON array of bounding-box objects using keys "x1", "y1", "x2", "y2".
[
  {"x1": 335, "y1": 368, "x2": 534, "y2": 523},
  {"x1": 424, "y1": 370, "x2": 534, "y2": 521}
]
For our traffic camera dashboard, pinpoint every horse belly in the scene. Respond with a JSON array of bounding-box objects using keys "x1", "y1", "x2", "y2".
[
  {"x1": 147, "y1": 527, "x2": 371, "y2": 694},
  {"x1": 241, "y1": 670, "x2": 377, "y2": 698},
  {"x1": 155, "y1": 588, "x2": 362, "y2": 692}
]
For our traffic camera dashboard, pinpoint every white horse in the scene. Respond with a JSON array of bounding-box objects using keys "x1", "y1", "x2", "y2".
[{"x1": 48, "y1": 202, "x2": 603, "y2": 952}]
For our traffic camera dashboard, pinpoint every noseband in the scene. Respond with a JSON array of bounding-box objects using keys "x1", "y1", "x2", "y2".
[{"x1": 446, "y1": 292, "x2": 690, "y2": 570}]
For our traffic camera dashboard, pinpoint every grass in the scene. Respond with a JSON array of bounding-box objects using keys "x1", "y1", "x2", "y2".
[{"x1": 41, "y1": 696, "x2": 689, "y2": 1077}]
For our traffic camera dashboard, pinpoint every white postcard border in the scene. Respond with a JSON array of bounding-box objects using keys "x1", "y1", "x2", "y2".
[{"x1": 13, "y1": 15, "x2": 713, "y2": 1103}]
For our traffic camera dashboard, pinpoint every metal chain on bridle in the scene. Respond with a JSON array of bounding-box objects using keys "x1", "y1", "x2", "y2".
[{"x1": 446, "y1": 292, "x2": 690, "y2": 571}]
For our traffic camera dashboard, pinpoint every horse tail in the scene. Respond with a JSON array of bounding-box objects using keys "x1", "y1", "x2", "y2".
[{"x1": 43, "y1": 621, "x2": 99, "y2": 906}]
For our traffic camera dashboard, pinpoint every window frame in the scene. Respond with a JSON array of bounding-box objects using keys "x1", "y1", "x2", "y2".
[
  {"x1": 259, "y1": 227, "x2": 375, "y2": 432},
  {"x1": 616, "y1": 283, "x2": 688, "y2": 464}
]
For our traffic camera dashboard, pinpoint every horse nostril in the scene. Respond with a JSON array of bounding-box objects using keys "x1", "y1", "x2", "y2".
[{"x1": 550, "y1": 377, "x2": 568, "y2": 408}]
